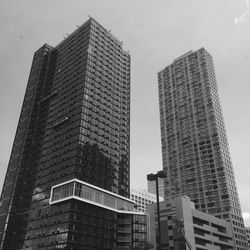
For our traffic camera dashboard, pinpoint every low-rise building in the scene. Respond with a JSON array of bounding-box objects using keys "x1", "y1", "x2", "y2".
[
  {"x1": 147, "y1": 196, "x2": 234, "y2": 250},
  {"x1": 50, "y1": 179, "x2": 147, "y2": 249},
  {"x1": 130, "y1": 188, "x2": 163, "y2": 212}
]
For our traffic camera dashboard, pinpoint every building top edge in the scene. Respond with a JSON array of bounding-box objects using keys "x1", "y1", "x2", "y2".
[
  {"x1": 89, "y1": 17, "x2": 124, "y2": 47},
  {"x1": 55, "y1": 17, "x2": 126, "y2": 51},
  {"x1": 158, "y1": 47, "x2": 208, "y2": 73},
  {"x1": 130, "y1": 188, "x2": 163, "y2": 198},
  {"x1": 173, "y1": 50, "x2": 193, "y2": 62},
  {"x1": 55, "y1": 18, "x2": 91, "y2": 48}
]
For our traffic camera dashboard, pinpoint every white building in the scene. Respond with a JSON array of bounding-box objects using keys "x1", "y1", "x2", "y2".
[
  {"x1": 147, "y1": 196, "x2": 234, "y2": 250},
  {"x1": 130, "y1": 188, "x2": 163, "y2": 212},
  {"x1": 158, "y1": 48, "x2": 248, "y2": 249}
]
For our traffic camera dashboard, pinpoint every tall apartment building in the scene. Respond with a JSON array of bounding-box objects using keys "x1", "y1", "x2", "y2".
[
  {"x1": 158, "y1": 48, "x2": 248, "y2": 249},
  {"x1": 147, "y1": 174, "x2": 165, "y2": 198},
  {"x1": 245, "y1": 227, "x2": 250, "y2": 249},
  {"x1": 0, "y1": 18, "x2": 147, "y2": 250}
]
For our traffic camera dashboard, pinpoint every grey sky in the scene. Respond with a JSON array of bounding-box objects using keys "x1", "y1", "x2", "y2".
[{"x1": 1, "y1": 0, "x2": 250, "y2": 225}]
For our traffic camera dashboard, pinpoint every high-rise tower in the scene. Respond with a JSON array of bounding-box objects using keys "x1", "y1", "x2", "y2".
[
  {"x1": 0, "y1": 18, "x2": 147, "y2": 250},
  {"x1": 158, "y1": 48, "x2": 248, "y2": 249},
  {"x1": 147, "y1": 173, "x2": 165, "y2": 198}
]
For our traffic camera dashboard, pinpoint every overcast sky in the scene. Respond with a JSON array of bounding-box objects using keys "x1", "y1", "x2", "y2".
[{"x1": 1, "y1": 0, "x2": 250, "y2": 225}]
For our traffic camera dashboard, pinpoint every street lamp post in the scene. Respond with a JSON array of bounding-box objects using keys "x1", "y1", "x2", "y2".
[{"x1": 147, "y1": 170, "x2": 166, "y2": 250}]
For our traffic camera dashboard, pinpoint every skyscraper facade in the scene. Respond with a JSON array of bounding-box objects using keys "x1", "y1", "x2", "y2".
[
  {"x1": 158, "y1": 48, "x2": 248, "y2": 249},
  {"x1": 0, "y1": 18, "x2": 147, "y2": 249},
  {"x1": 245, "y1": 227, "x2": 250, "y2": 249},
  {"x1": 147, "y1": 174, "x2": 165, "y2": 198}
]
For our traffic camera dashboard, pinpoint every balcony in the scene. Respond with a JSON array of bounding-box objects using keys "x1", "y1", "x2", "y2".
[{"x1": 50, "y1": 179, "x2": 140, "y2": 215}]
